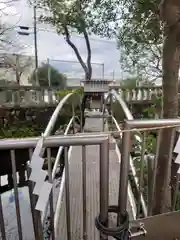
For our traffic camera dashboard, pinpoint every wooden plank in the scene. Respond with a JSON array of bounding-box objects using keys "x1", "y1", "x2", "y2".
[
  {"x1": 133, "y1": 211, "x2": 180, "y2": 240},
  {"x1": 57, "y1": 146, "x2": 133, "y2": 239},
  {"x1": 84, "y1": 118, "x2": 104, "y2": 132},
  {"x1": 56, "y1": 117, "x2": 133, "y2": 240}
]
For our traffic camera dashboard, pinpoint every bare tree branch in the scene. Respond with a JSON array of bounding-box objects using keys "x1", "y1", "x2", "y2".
[{"x1": 0, "y1": 54, "x2": 33, "y2": 84}]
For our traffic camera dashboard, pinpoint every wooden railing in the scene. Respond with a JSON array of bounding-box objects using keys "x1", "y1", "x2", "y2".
[{"x1": 0, "y1": 85, "x2": 162, "y2": 107}]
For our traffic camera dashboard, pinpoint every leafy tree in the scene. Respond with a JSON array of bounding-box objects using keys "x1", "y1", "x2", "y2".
[
  {"x1": 37, "y1": 0, "x2": 120, "y2": 80},
  {"x1": 30, "y1": 63, "x2": 67, "y2": 88},
  {"x1": 153, "y1": 0, "x2": 180, "y2": 215},
  {"x1": 121, "y1": 77, "x2": 138, "y2": 88},
  {"x1": 121, "y1": 77, "x2": 155, "y2": 88},
  {"x1": 118, "y1": 0, "x2": 163, "y2": 81},
  {"x1": 118, "y1": 0, "x2": 180, "y2": 215},
  {"x1": 36, "y1": 0, "x2": 121, "y2": 129}
]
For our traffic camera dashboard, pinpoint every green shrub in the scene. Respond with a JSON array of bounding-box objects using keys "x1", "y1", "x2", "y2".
[{"x1": 0, "y1": 124, "x2": 42, "y2": 139}]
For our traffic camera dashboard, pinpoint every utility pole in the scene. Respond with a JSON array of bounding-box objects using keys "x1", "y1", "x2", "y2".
[
  {"x1": 47, "y1": 58, "x2": 51, "y2": 86},
  {"x1": 33, "y1": 5, "x2": 39, "y2": 85},
  {"x1": 102, "y1": 63, "x2": 104, "y2": 79},
  {"x1": 15, "y1": 54, "x2": 20, "y2": 84},
  {"x1": 18, "y1": 5, "x2": 39, "y2": 85},
  {"x1": 112, "y1": 70, "x2": 115, "y2": 81},
  {"x1": 136, "y1": 65, "x2": 140, "y2": 87},
  {"x1": 18, "y1": 3, "x2": 39, "y2": 85}
]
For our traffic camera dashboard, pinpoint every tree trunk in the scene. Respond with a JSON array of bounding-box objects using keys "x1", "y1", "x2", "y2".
[
  {"x1": 83, "y1": 29, "x2": 92, "y2": 80},
  {"x1": 153, "y1": 26, "x2": 180, "y2": 214},
  {"x1": 15, "y1": 54, "x2": 20, "y2": 84},
  {"x1": 15, "y1": 69, "x2": 20, "y2": 84},
  {"x1": 63, "y1": 24, "x2": 93, "y2": 130},
  {"x1": 63, "y1": 25, "x2": 92, "y2": 81}
]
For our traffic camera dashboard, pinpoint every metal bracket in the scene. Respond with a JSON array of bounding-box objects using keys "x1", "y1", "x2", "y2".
[{"x1": 129, "y1": 222, "x2": 147, "y2": 238}]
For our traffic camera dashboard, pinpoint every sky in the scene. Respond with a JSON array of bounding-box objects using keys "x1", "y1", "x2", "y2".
[{"x1": 0, "y1": 0, "x2": 123, "y2": 80}]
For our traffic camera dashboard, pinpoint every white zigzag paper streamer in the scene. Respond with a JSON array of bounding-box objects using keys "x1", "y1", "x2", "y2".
[
  {"x1": 29, "y1": 136, "x2": 52, "y2": 213},
  {"x1": 174, "y1": 135, "x2": 180, "y2": 174}
]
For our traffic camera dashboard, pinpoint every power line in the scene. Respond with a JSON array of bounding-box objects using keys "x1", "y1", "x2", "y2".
[
  {"x1": 50, "y1": 58, "x2": 104, "y2": 66},
  {"x1": 16, "y1": 25, "x2": 116, "y2": 43},
  {"x1": 8, "y1": 1, "x2": 117, "y2": 43},
  {"x1": 8, "y1": 3, "x2": 116, "y2": 43},
  {"x1": 36, "y1": 27, "x2": 116, "y2": 43}
]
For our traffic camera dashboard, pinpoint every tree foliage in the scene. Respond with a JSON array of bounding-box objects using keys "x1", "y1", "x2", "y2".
[
  {"x1": 121, "y1": 77, "x2": 155, "y2": 88},
  {"x1": 30, "y1": 63, "x2": 67, "y2": 88},
  {"x1": 120, "y1": 77, "x2": 138, "y2": 88},
  {"x1": 37, "y1": 0, "x2": 120, "y2": 80},
  {"x1": 116, "y1": 0, "x2": 180, "y2": 215},
  {"x1": 118, "y1": 0, "x2": 163, "y2": 80}
]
